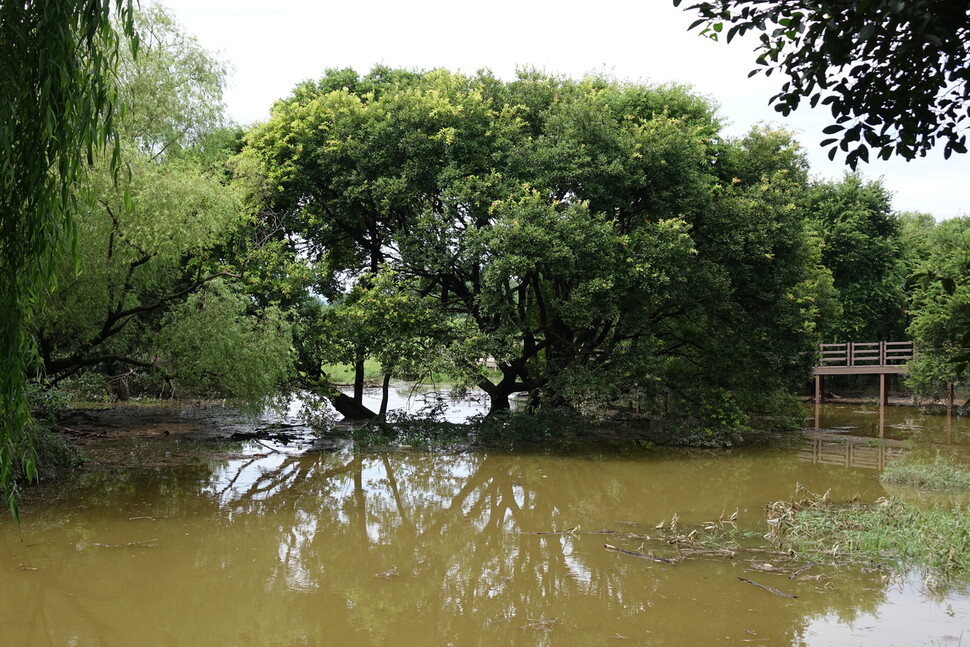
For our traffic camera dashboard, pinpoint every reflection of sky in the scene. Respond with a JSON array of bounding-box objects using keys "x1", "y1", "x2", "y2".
[
  {"x1": 205, "y1": 448, "x2": 482, "y2": 512},
  {"x1": 345, "y1": 385, "x2": 488, "y2": 423},
  {"x1": 800, "y1": 574, "x2": 970, "y2": 646},
  {"x1": 273, "y1": 510, "x2": 320, "y2": 592},
  {"x1": 206, "y1": 452, "x2": 291, "y2": 508},
  {"x1": 561, "y1": 535, "x2": 593, "y2": 587}
]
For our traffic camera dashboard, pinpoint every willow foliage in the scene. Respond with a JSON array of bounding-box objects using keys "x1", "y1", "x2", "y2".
[{"x1": 0, "y1": 1, "x2": 135, "y2": 514}]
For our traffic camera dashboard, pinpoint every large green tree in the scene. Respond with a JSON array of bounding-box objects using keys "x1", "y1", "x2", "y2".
[
  {"x1": 675, "y1": 0, "x2": 970, "y2": 167},
  {"x1": 243, "y1": 69, "x2": 826, "y2": 426},
  {"x1": 1, "y1": 0, "x2": 135, "y2": 511}
]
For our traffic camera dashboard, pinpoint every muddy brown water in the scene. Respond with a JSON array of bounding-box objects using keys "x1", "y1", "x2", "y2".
[{"x1": 2, "y1": 402, "x2": 969, "y2": 646}]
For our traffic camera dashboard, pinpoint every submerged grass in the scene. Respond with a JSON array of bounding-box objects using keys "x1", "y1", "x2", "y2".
[
  {"x1": 881, "y1": 453, "x2": 970, "y2": 491},
  {"x1": 766, "y1": 486, "x2": 970, "y2": 587}
]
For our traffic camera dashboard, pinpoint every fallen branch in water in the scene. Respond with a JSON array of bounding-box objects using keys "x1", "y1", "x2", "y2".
[
  {"x1": 230, "y1": 431, "x2": 293, "y2": 445},
  {"x1": 92, "y1": 539, "x2": 158, "y2": 549},
  {"x1": 677, "y1": 547, "x2": 737, "y2": 559},
  {"x1": 520, "y1": 528, "x2": 616, "y2": 535},
  {"x1": 604, "y1": 544, "x2": 677, "y2": 564},
  {"x1": 737, "y1": 577, "x2": 797, "y2": 599},
  {"x1": 789, "y1": 562, "x2": 817, "y2": 580}
]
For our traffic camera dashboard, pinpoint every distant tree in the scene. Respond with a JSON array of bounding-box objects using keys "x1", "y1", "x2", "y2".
[
  {"x1": 1, "y1": 0, "x2": 135, "y2": 513},
  {"x1": 906, "y1": 217, "x2": 970, "y2": 399},
  {"x1": 805, "y1": 175, "x2": 907, "y2": 343},
  {"x1": 674, "y1": 0, "x2": 970, "y2": 167}
]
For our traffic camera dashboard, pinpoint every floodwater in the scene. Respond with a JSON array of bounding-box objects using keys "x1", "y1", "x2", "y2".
[{"x1": 1, "y1": 402, "x2": 969, "y2": 646}]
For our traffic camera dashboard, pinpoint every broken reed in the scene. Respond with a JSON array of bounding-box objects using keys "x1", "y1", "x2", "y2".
[{"x1": 766, "y1": 488, "x2": 970, "y2": 584}]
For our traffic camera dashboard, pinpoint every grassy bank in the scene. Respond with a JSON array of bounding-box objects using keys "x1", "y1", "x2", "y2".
[
  {"x1": 322, "y1": 361, "x2": 502, "y2": 387},
  {"x1": 321, "y1": 360, "x2": 384, "y2": 385}
]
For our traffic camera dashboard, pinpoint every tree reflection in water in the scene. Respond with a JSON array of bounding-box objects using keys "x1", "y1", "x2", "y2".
[{"x1": 195, "y1": 447, "x2": 900, "y2": 646}]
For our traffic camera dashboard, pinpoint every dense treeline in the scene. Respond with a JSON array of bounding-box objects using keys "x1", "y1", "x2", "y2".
[{"x1": 27, "y1": 8, "x2": 970, "y2": 446}]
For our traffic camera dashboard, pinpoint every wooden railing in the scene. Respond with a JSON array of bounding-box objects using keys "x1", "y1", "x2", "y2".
[
  {"x1": 814, "y1": 341, "x2": 914, "y2": 402},
  {"x1": 818, "y1": 341, "x2": 913, "y2": 368}
]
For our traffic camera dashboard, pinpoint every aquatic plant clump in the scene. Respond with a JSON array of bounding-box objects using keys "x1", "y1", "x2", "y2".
[
  {"x1": 766, "y1": 488, "x2": 970, "y2": 586},
  {"x1": 881, "y1": 454, "x2": 970, "y2": 491}
]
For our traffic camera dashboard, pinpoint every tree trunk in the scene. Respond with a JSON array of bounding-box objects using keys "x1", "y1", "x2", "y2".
[
  {"x1": 379, "y1": 373, "x2": 391, "y2": 416},
  {"x1": 488, "y1": 389, "x2": 512, "y2": 414},
  {"x1": 332, "y1": 392, "x2": 378, "y2": 420},
  {"x1": 482, "y1": 374, "x2": 518, "y2": 415},
  {"x1": 353, "y1": 359, "x2": 365, "y2": 404},
  {"x1": 478, "y1": 362, "x2": 546, "y2": 416}
]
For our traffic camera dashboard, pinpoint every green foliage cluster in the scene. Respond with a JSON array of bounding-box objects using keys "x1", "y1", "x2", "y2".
[
  {"x1": 471, "y1": 408, "x2": 584, "y2": 447},
  {"x1": 155, "y1": 281, "x2": 293, "y2": 405},
  {"x1": 676, "y1": 0, "x2": 970, "y2": 166},
  {"x1": 1, "y1": 0, "x2": 136, "y2": 514},
  {"x1": 805, "y1": 175, "x2": 907, "y2": 343},
  {"x1": 1, "y1": 5, "x2": 302, "y2": 503},
  {"x1": 674, "y1": 0, "x2": 970, "y2": 392},
  {"x1": 904, "y1": 216, "x2": 970, "y2": 400},
  {"x1": 353, "y1": 410, "x2": 468, "y2": 449},
  {"x1": 33, "y1": 6, "x2": 296, "y2": 406}
]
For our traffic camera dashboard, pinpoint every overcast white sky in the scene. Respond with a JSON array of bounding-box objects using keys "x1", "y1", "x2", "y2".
[{"x1": 160, "y1": 0, "x2": 968, "y2": 219}]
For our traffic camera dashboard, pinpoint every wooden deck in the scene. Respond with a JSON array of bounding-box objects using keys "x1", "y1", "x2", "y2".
[
  {"x1": 813, "y1": 341, "x2": 913, "y2": 375},
  {"x1": 813, "y1": 341, "x2": 914, "y2": 404}
]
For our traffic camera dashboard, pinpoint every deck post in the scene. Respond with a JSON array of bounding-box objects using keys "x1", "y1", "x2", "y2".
[
  {"x1": 815, "y1": 375, "x2": 822, "y2": 404},
  {"x1": 947, "y1": 381, "x2": 955, "y2": 411},
  {"x1": 879, "y1": 373, "x2": 887, "y2": 406},
  {"x1": 947, "y1": 405, "x2": 954, "y2": 444}
]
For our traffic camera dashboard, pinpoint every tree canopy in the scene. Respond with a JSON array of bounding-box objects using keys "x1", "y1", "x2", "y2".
[
  {"x1": 674, "y1": 0, "x2": 970, "y2": 167},
  {"x1": 241, "y1": 68, "x2": 829, "y2": 429},
  {"x1": 906, "y1": 216, "x2": 970, "y2": 398}
]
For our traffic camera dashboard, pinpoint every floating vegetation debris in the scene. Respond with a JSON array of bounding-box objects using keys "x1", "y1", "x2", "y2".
[
  {"x1": 765, "y1": 484, "x2": 970, "y2": 589},
  {"x1": 374, "y1": 567, "x2": 400, "y2": 579},
  {"x1": 604, "y1": 543, "x2": 678, "y2": 564}
]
